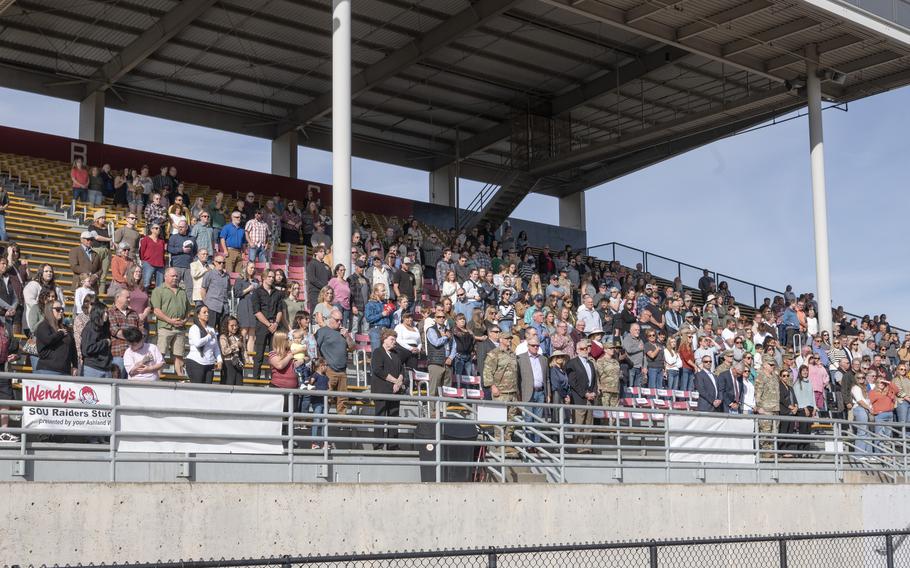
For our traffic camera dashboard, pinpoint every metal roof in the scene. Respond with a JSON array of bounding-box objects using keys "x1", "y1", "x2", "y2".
[{"x1": 0, "y1": 0, "x2": 909, "y2": 200}]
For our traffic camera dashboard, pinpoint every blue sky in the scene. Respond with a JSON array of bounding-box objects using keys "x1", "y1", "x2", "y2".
[{"x1": 0, "y1": 85, "x2": 906, "y2": 327}]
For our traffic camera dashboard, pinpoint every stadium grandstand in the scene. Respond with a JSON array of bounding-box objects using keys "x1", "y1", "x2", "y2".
[{"x1": 2, "y1": 0, "x2": 910, "y2": 565}]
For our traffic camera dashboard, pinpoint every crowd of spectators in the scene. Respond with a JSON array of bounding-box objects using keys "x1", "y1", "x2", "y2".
[{"x1": 0, "y1": 158, "x2": 905, "y2": 455}]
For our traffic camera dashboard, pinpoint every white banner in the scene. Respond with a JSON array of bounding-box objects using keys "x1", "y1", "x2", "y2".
[
  {"x1": 116, "y1": 384, "x2": 285, "y2": 454},
  {"x1": 668, "y1": 414, "x2": 756, "y2": 464},
  {"x1": 22, "y1": 380, "x2": 113, "y2": 432}
]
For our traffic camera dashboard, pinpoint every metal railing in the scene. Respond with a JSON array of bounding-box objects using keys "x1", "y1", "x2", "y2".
[
  {"x1": 584, "y1": 240, "x2": 905, "y2": 331},
  {"x1": 2, "y1": 373, "x2": 910, "y2": 484},
  {"x1": 37, "y1": 529, "x2": 910, "y2": 568}
]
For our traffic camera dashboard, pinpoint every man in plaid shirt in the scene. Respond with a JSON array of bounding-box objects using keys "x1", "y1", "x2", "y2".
[
  {"x1": 143, "y1": 192, "x2": 167, "y2": 234},
  {"x1": 244, "y1": 209, "x2": 270, "y2": 263},
  {"x1": 109, "y1": 289, "x2": 143, "y2": 379}
]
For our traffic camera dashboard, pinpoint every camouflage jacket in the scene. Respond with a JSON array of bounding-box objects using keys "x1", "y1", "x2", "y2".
[{"x1": 483, "y1": 347, "x2": 519, "y2": 393}]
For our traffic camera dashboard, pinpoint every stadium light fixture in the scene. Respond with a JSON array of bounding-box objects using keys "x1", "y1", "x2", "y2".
[{"x1": 819, "y1": 68, "x2": 848, "y2": 85}]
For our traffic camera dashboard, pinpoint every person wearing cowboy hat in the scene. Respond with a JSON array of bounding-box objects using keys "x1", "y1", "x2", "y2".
[
  {"x1": 548, "y1": 350, "x2": 571, "y2": 406},
  {"x1": 567, "y1": 339, "x2": 599, "y2": 453},
  {"x1": 586, "y1": 328, "x2": 606, "y2": 360}
]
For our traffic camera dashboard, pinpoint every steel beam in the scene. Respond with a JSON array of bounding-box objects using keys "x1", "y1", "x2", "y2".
[
  {"x1": 282, "y1": 0, "x2": 520, "y2": 131},
  {"x1": 722, "y1": 17, "x2": 820, "y2": 57},
  {"x1": 434, "y1": 46, "x2": 691, "y2": 167},
  {"x1": 84, "y1": 0, "x2": 217, "y2": 95},
  {"x1": 538, "y1": 0, "x2": 788, "y2": 83},
  {"x1": 764, "y1": 34, "x2": 862, "y2": 72},
  {"x1": 552, "y1": 99, "x2": 804, "y2": 195},
  {"x1": 676, "y1": 0, "x2": 774, "y2": 42},
  {"x1": 530, "y1": 86, "x2": 795, "y2": 176}
]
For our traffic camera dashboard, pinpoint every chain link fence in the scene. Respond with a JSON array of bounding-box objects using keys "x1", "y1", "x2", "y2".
[{"x1": 11, "y1": 530, "x2": 910, "y2": 568}]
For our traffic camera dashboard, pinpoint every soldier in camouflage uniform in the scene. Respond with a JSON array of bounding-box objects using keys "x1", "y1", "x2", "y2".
[
  {"x1": 714, "y1": 349, "x2": 735, "y2": 377},
  {"x1": 754, "y1": 359, "x2": 780, "y2": 454},
  {"x1": 482, "y1": 329, "x2": 520, "y2": 455},
  {"x1": 595, "y1": 343, "x2": 621, "y2": 411}
]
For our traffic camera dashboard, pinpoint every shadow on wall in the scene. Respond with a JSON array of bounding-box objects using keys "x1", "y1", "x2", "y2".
[{"x1": 412, "y1": 202, "x2": 586, "y2": 251}]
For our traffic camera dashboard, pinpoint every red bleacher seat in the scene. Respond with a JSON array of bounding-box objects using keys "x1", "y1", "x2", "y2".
[
  {"x1": 440, "y1": 386, "x2": 464, "y2": 398},
  {"x1": 353, "y1": 334, "x2": 371, "y2": 353},
  {"x1": 456, "y1": 375, "x2": 481, "y2": 387}
]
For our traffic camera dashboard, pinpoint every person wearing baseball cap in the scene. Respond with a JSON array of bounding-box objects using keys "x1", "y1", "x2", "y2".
[
  {"x1": 89, "y1": 208, "x2": 113, "y2": 294},
  {"x1": 68, "y1": 230, "x2": 103, "y2": 293},
  {"x1": 394, "y1": 256, "x2": 417, "y2": 310}
]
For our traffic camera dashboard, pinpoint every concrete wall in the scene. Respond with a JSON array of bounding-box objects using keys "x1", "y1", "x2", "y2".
[
  {"x1": 1, "y1": 482, "x2": 907, "y2": 566},
  {"x1": 411, "y1": 202, "x2": 587, "y2": 250}
]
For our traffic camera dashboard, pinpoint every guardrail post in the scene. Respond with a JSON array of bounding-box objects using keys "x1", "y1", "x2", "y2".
[
  {"x1": 435, "y1": 399, "x2": 442, "y2": 483},
  {"x1": 558, "y1": 405, "x2": 565, "y2": 483},
  {"x1": 649, "y1": 543, "x2": 658, "y2": 568},
  {"x1": 110, "y1": 382, "x2": 118, "y2": 482},
  {"x1": 487, "y1": 549, "x2": 497, "y2": 568},
  {"x1": 288, "y1": 392, "x2": 295, "y2": 483},
  {"x1": 886, "y1": 533, "x2": 895, "y2": 568},
  {"x1": 778, "y1": 539, "x2": 788, "y2": 568},
  {"x1": 611, "y1": 242, "x2": 616, "y2": 262}
]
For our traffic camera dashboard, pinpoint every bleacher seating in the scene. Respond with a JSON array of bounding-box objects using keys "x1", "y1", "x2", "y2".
[{"x1": 0, "y1": 151, "x2": 455, "y2": 399}]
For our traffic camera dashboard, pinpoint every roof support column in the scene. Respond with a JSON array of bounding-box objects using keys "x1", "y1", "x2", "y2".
[
  {"x1": 806, "y1": 44, "x2": 833, "y2": 335},
  {"x1": 429, "y1": 164, "x2": 457, "y2": 207},
  {"x1": 271, "y1": 130, "x2": 298, "y2": 178},
  {"x1": 332, "y1": 0, "x2": 352, "y2": 274},
  {"x1": 78, "y1": 91, "x2": 105, "y2": 143},
  {"x1": 559, "y1": 192, "x2": 586, "y2": 231}
]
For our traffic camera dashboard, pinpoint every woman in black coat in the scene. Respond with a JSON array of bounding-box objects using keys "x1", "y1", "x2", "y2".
[
  {"x1": 778, "y1": 369, "x2": 799, "y2": 456},
  {"x1": 371, "y1": 328, "x2": 405, "y2": 449},
  {"x1": 35, "y1": 300, "x2": 77, "y2": 376},
  {"x1": 81, "y1": 301, "x2": 113, "y2": 378}
]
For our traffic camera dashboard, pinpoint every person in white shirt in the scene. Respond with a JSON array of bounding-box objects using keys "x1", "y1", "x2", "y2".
[
  {"x1": 189, "y1": 249, "x2": 211, "y2": 307},
  {"x1": 461, "y1": 268, "x2": 482, "y2": 313},
  {"x1": 720, "y1": 319, "x2": 737, "y2": 350},
  {"x1": 576, "y1": 294, "x2": 602, "y2": 335},
  {"x1": 394, "y1": 310, "x2": 421, "y2": 369},
  {"x1": 515, "y1": 327, "x2": 538, "y2": 356},
  {"x1": 123, "y1": 327, "x2": 165, "y2": 382},
  {"x1": 664, "y1": 336, "x2": 683, "y2": 391},
  {"x1": 186, "y1": 305, "x2": 222, "y2": 384},
  {"x1": 73, "y1": 274, "x2": 96, "y2": 316},
  {"x1": 694, "y1": 335, "x2": 717, "y2": 371},
  {"x1": 851, "y1": 371, "x2": 875, "y2": 455}
]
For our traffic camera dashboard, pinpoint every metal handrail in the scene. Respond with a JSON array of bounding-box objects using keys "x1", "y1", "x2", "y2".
[
  {"x1": 458, "y1": 158, "x2": 515, "y2": 231},
  {"x1": 584, "y1": 240, "x2": 906, "y2": 331},
  {"x1": 2, "y1": 373, "x2": 909, "y2": 483}
]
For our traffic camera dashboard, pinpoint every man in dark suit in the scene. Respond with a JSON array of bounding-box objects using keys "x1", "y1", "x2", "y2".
[
  {"x1": 517, "y1": 338, "x2": 549, "y2": 445},
  {"x1": 566, "y1": 339, "x2": 599, "y2": 452},
  {"x1": 68, "y1": 231, "x2": 102, "y2": 292},
  {"x1": 694, "y1": 354, "x2": 724, "y2": 413},
  {"x1": 719, "y1": 363, "x2": 745, "y2": 414}
]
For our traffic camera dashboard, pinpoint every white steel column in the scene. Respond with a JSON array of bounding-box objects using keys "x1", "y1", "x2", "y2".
[
  {"x1": 805, "y1": 44, "x2": 833, "y2": 334},
  {"x1": 271, "y1": 130, "x2": 299, "y2": 178},
  {"x1": 332, "y1": 0, "x2": 352, "y2": 273},
  {"x1": 78, "y1": 91, "x2": 105, "y2": 143}
]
